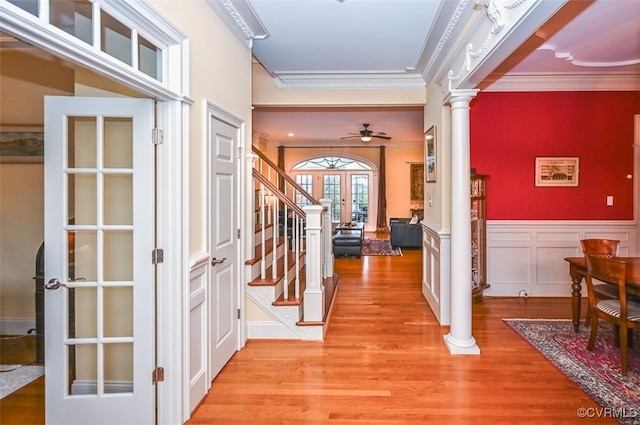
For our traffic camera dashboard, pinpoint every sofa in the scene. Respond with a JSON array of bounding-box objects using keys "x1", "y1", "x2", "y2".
[{"x1": 389, "y1": 218, "x2": 422, "y2": 249}]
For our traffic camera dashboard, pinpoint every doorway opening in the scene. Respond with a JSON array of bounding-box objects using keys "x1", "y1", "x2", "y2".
[{"x1": 290, "y1": 155, "x2": 377, "y2": 230}]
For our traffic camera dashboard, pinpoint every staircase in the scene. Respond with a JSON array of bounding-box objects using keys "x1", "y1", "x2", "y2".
[{"x1": 245, "y1": 147, "x2": 337, "y2": 340}]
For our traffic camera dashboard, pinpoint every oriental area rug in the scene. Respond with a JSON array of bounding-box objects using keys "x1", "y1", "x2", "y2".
[
  {"x1": 362, "y1": 238, "x2": 402, "y2": 256},
  {"x1": 504, "y1": 319, "x2": 640, "y2": 425}
]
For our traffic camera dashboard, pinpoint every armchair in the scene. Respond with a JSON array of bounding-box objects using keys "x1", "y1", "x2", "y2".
[{"x1": 389, "y1": 217, "x2": 422, "y2": 249}]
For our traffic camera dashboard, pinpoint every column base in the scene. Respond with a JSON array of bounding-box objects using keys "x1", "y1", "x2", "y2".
[{"x1": 443, "y1": 333, "x2": 480, "y2": 355}]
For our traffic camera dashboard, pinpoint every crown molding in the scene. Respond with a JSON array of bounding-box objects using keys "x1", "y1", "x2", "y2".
[
  {"x1": 274, "y1": 72, "x2": 426, "y2": 89},
  {"x1": 205, "y1": 0, "x2": 269, "y2": 49},
  {"x1": 483, "y1": 73, "x2": 640, "y2": 92}
]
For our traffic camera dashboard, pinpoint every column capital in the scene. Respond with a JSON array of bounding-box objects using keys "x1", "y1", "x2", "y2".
[{"x1": 444, "y1": 89, "x2": 479, "y2": 106}]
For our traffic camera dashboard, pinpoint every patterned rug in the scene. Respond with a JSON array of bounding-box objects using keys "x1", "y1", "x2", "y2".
[
  {"x1": 505, "y1": 319, "x2": 640, "y2": 424},
  {"x1": 362, "y1": 238, "x2": 402, "y2": 256}
]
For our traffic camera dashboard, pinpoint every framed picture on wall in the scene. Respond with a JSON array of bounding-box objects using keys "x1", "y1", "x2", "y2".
[
  {"x1": 0, "y1": 126, "x2": 44, "y2": 163},
  {"x1": 410, "y1": 163, "x2": 424, "y2": 201},
  {"x1": 535, "y1": 156, "x2": 579, "y2": 187},
  {"x1": 425, "y1": 125, "x2": 436, "y2": 182}
]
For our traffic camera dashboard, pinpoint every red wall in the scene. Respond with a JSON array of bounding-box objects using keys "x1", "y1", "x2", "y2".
[{"x1": 470, "y1": 91, "x2": 639, "y2": 220}]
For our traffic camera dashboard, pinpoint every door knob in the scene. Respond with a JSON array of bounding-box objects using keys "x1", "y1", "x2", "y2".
[
  {"x1": 211, "y1": 257, "x2": 227, "y2": 266},
  {"x1": 44, "y1": 278, "x2": 66, "y2": 290}
]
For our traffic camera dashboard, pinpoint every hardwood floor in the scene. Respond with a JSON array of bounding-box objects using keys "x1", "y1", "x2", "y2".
[
  {"x1": 188, "y1": 246, "x2": 613, "y2": 425},
  {"x1": 0, "y1": 335, "x2": 44, "y2": 425},
  {"x1": 1, "y1": 244, "x2": 612, "y2": 424}
]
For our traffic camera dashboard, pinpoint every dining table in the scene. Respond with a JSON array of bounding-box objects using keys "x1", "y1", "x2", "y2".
[{"x1": 564, "y1": 256, "x2": 640, "y2": 332}]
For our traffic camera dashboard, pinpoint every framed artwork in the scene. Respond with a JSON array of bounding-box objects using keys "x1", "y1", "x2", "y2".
[
  {"x1": 0, "y1": 126, "x2": 44, "y2": 163},
  {"x1": 425, "y1": 125, "x2": 436, "y2": 182},
  {"x1": 410, "y1": 163, "x2": 424, "y2": 202},
  {"x1": 535, "y1": 156, "x2": 579, "y2": 187}
]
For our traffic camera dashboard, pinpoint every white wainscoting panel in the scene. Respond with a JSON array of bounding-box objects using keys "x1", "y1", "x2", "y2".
[
  {"x1": 422, "y1": 225, "x2": 450, "y2": 325},
  {"x1": 486, "y1": 221, "x2": 637, "y2": 297},
  {"x1": 188, "y1": 253, "x2": 210, "y2": 413}
]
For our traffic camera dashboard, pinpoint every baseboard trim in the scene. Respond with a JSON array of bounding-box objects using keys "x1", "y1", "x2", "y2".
[
  {"x1": 0, "y1": 318, "x2": 35, "y2": 335},
  {"x1": 246, "y1": 321, "x2": 299, "y2": 339}
]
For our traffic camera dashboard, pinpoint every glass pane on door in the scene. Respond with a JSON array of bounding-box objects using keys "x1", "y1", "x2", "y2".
[
  {"x1": 64, "y1": 114, "x2": 134, "y2": 396},
  {"x1": 323, "y1": 174, "x2": 341, "y2": 223},
  {"x1": 295, "y1": 174, "x2": 313, "y2": 208},
  {"x1": 350, "y1": 174, "x2": 369, "y2": 223}
]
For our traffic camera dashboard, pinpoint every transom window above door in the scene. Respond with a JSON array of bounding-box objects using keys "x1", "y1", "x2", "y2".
[
  {"x1": 292, "y1": 156, "x2": 372, "y2": 171},
  {"x1": 5, "y1": 0, "x2": 178, "y2": 83}
]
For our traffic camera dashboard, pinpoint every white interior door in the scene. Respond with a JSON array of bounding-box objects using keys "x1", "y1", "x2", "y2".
[
  {"x1": 207, "y1": 108, "x2": 239, "y2": 381},
  {"x1": 44, "y1": 96, "x2": 155, "y2": 425}
]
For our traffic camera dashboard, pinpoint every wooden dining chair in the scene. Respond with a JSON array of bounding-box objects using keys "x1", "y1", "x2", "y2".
[
  {"x1": 581, "y1": 239, "x2": 621, "y2": 325},
  {"x1": 585, "y1": 255, "x2": 640, "y2": 375}
]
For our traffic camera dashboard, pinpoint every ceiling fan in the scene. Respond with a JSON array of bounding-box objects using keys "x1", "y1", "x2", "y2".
[{"x1": 340, "y1": 123, "x2": 391, "y2": 143}]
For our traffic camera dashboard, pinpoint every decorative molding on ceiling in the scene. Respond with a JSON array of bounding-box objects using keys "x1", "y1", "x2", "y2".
[
  {"x1": 274, "y1": 73, "x2": 426, "y2": 89},
  {"x1": 206, "y1": 0, "x2": 269, "y2": 49},
  {"x1": 483, "y1": 73, "x2": 640, "y2": 92},
  {"x1": 537, "y1": 44, "x2": 640, "y2": 68},
  {"x1": 440, "y1": 0, "x2": 567, "y2": 93},
  {"x1": 422, "y1": 0, "x2": 476, "y2": 80},
  {"x1": 447, "y1": 0, "x2": 530, "y2": 91}
]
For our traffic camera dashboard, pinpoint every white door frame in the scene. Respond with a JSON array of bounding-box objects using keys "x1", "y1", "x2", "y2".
[{"x1": 0, "y1": 3, "x2": 191, "y2": 424}]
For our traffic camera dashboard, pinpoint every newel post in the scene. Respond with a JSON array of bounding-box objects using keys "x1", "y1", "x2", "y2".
[
  {"x1": 320, "y1": 198, "x2": 334, "y2": 279},
  {"x1": 303, "y1": 204, "x2": 325, "y2": 322},
  {"x1": 246, "y1": 153, "x2": 258, "y2": 261}
]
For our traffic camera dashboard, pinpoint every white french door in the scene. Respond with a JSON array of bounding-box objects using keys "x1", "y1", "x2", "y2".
[
  {"x1": 318, "y1": 172, "x2": 370, "y2": 224},
  {"x1": 44, "y1": 96, "x2": 155, "y2": 424}
]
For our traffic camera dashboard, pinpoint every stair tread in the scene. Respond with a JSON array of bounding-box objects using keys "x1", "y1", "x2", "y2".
[
  {"x1": 245, "y1": 236, "x2": 287, "y2": 266},
  {"x1": 272, "y1": 265, "x2": 306, "y2": 306}
]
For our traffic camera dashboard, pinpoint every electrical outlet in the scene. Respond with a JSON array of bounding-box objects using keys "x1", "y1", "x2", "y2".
[{"x1": 606, "y1": 196, "x2": 614, "y2": 206}]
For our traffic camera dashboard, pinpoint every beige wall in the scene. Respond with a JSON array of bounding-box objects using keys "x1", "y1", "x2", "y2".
[
  {"x1": 0, "y1": 49, "x2": 74, "y2": 332},
  {"x1": 0, "y1": 164, "x2": 44, "y2": 326},
  {"x1": 150, "y1": 0, "x2": 253, "y2": 255},
  {"x1": 422, "y1": 81, "x2": 450, "y2": 231}
]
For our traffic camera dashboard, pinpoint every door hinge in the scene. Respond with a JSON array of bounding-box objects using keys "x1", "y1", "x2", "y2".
[
  {"x1": 152, "y1": 128, "x2": 164, "y2": 145},
  {"x1": 237, "y1": 229, "x2": 241, "y2": 239},
  {"x1": 152, "y1": 367, "x2": 164, "y2": 384},
  {"x1": 237, "y1": 308, "x2": 241, "y2": 319},
  {"x1": 152, "y1": 248, "x2": 164, "y2": 264}
]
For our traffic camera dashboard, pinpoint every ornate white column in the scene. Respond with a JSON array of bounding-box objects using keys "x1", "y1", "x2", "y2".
[{"x1": 443, "y1": 89, "x2": 480, "y2": 355}]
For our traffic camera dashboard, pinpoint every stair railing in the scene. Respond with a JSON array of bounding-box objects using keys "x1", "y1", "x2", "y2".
[
  {"x1": 251, "y1": 147, "x2": 333, "y2": 321},
  {"x1": 253, "y1": 170, "x2": 305, "y2": 301}
]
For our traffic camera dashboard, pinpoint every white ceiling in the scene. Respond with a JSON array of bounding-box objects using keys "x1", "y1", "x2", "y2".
[{"x1": 245, "y1": 0, "x2": 640, "y2": 147}]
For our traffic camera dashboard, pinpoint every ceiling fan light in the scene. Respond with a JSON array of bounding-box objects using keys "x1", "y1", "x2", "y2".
[{"x1": 360, "y1": 135, "x2": 372, "y2": 142}]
